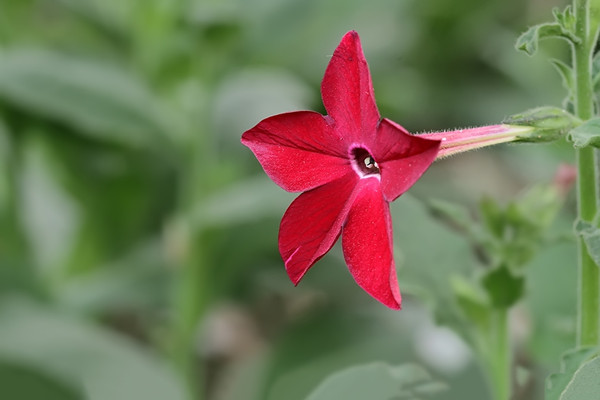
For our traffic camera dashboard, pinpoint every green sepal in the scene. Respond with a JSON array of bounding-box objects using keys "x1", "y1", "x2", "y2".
[
  {"x1": 504, "y1": 106, "x2": 579, "y2": 142},
  {"x1": 567, "y1": 118, "x2": 600, "y2": 148}
]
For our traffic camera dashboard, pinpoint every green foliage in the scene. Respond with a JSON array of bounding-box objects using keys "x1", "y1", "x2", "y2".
[
  {"x1": 575, "y1": 219, "x2": 600, "y2": 268},
  {"x1": 305, "y1": 363, "x2": 447, "y2": 400},
  {"x1": 0, "y1": 361, "x2": 82, "y2": 400},
  {"x1": 550, "y1": 59, "x2": 575, "y2": 107},
  {"x1": 559, "y1": 355, "x2": 600, "y2": 400},
  {"x1": 479, "y1": 184, "x2": 564, "y2": 272},
  {"x1": 516, "y1": 6, "x2": 579, "y2": 56},
  {"x1": 546, "y1": 347, "x2": 600, "y2": 400},
  {"x1": 567, "y1": 118, "x2": 600, "y2": 148},
  {"x1": 481, "y1": 265, "x2": 524, "y2": 309},
  {"x1": 0, "y1": 50, "x2": 176, "y2": 151},
  {"x1": 392, "y1": 194, "x2": 476, "y2": 327},
  {"x1": 0, "y1": 299, "x2": 187, "y2": 400},
  {"x1": 450, "y1": 276, "x2": 490, "y2": 329}
]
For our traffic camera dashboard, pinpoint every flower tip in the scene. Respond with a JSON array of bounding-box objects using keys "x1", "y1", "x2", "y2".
[
  {"x1": 283, "y1": 257, "x2": 308, "y2": 286},
  {"x1": 338, "y1": 30, "x2": 361, "y2": 48},
  {"x1": 387, "y1": 299, "x2": 402, "y2": 310}
]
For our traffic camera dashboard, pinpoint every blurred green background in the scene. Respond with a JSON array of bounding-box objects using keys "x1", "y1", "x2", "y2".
[{"x1": 0, "y1": 0, "x2": 578, "y2": 399}]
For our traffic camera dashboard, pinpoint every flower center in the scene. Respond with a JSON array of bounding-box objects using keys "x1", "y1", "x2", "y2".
[{"x1": 352, "y1": 148, "x2": 380, "y2": 177}]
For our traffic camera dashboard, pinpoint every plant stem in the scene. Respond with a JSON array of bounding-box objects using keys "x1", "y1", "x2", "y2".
[
  {"x1": 573, "y1": 0, "x2": 600, "y2": 347},
  {"x1": 488, "y1": 309, "x2": 510, "y2": 400}
]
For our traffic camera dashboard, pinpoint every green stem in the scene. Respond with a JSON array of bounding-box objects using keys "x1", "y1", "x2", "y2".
[
  {"x1": 488, "y1": 309, "x2": 510, "y2": 400},
  {"x1": 573, "y1": 0, "x2": 600, "y2": 347},
  {"x1": 171, "y1": 236, "x2": 208, "y2": 400}
]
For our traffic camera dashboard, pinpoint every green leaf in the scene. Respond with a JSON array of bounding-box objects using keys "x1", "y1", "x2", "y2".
[
  {"x1": 0, "y1": 360, "x2": 83, "y2": 400},
  {"x1": 0, "y1": 299, "x2": 187, "y2": 400},
  {"x1": 591, "y1": 51, "x2": 600, "y2": 89},
  {"x1": 0, "y1": 50, "x2": 177, "y2": 150},
  {"x1": 482, "y1": 265, "x2": 525, "y2": 309},
  {"x1": 546, "y1": 347, "x2": 598, "y2": 400},
  {"x1": 552, "y1": 5, "x2": 576, "y2": 33},
  {"x1": 574, "y1": 220, "x2": 600, "y2": 268},
  {"x1": 550, "y1": 59, "x2": 574, "y2": 99},
  {"x1": 305, "y1": 363, "x2": 446, "y2": 400},
  {"x1": 516, "y1": 6, "x2": 578, "y2": 56},
  {"x1": 560, "y1": 355, "x2": 600, "y2": 400},
  {"x1": 515, "y1": 23, "x2": 579, "y2": 56},
  {"x1": 568, "y1": 118, "x2": 600, "y2": 148}
]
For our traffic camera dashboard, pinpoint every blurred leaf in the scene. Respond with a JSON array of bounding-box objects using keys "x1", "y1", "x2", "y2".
[
  {"x1": 479, "y1": 197, "x2": 505, "y2": 239},
  {"x1": 546, "y1": 347, "x2": 598, "y2": 400},
  {"x1": 481, "y1": 265, "x2": 524, "y2": 309},
  {"x1": 451, "y1": 276, "x2": 489, "y2": 329},
  {"x1": 477, "y1": 183, "x2": 564, "y2": 271},
  {"x1": 427, "y1": 198, "x2": 473, "y2": 233},
  {"x1": 392, "y1": 194, "x2": 476, "y2": 328},
  {"x1": 19, "y1": 135, "x2": 79, "y2": 271},
  {"x1": 305, "y1": 362, "x2": 446, "y2": 400},
  {"x1": 56, "y1": 0, "x2": 130, "y2": 44},
  {"x1": 191, "y1": 175, "x2": 291, "y2": 229},
  {"x1": 568, "y1": 118, "x2": 600, "y2": 148},
  {"x1": 0, "y1": 49, "x2": 177, "y2": 150},
  {"x1": 56, "y1": 239, "x2": 170, "y2": 315},
  {"x1": 516, "y1": 185, "x2": 562, "y2": 230},
  {"x1": 559, "y1": 355, "x2": 600, "y2": 400},
  {"x1": 0, "y1": 360, "x2": 83, "y2": 400},
  {"x1": 0, "y1": 298, "x2": 187, "y2": 400},
  {"x1": 574, "y1": 219, "x2": 600, "y2": 268},
  {"x1": 214, "y1": 68, "x2": 313, "y2": 148},
  {"x1": 0, "y1": 261, "x2": 45, "y2": 300}
]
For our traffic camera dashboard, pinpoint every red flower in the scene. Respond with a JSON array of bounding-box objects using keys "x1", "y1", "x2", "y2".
[{"x1": 241, "y1": 31, "x2": 441, "y2": 309}]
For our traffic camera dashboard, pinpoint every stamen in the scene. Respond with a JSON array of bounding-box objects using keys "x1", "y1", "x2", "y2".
[
  {"x1": 351, "y1": 148, "x2": 380, "y2": 177},
  {"x1": 364, "y1": 156, "x2": 378, "y2": 169}
]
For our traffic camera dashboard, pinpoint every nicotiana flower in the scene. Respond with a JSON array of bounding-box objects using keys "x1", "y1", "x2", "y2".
[{"x1": 241, "y1": 31, "x2": 542, "y2": 309}]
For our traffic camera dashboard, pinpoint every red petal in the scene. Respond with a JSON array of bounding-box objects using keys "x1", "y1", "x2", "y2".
[
  {"x1": 342, "y1": 178, "x2": 401, "y2": 309},
  {"x1": 372, "y1": 119, "x2": 440, "y2": 202},
  {"x1": 321, "y1": 31, "x2": 380, "y2": 143},
  {"x1": 242, "y1": 111, "x2": 350, "y2": 192},
  {"x1": 279, "y1": 172, "x2": 359, "y2": 284}
]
